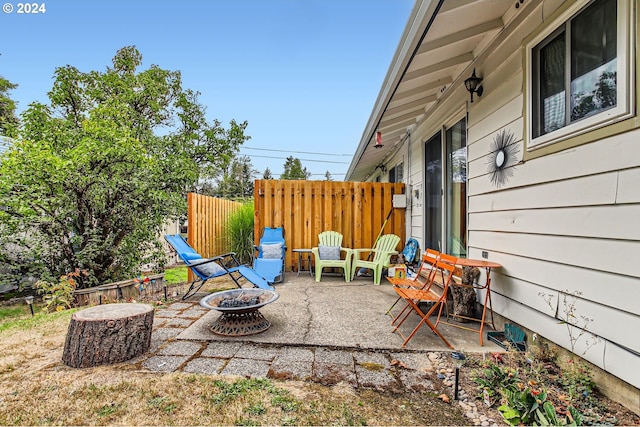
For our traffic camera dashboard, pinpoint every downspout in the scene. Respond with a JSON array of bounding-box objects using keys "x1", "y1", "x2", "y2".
[{"x1": 405, "y1": 131, "x2": 412, "y2": 242}]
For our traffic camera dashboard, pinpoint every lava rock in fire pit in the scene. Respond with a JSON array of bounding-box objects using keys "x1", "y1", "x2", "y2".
[{"x1": 218, "y1": 296, "x2": 260, "y2": 308}]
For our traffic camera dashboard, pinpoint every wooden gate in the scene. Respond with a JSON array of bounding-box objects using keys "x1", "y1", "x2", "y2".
[{"x1": 254, "y1": 180, "x2": 405, "y2": 272}]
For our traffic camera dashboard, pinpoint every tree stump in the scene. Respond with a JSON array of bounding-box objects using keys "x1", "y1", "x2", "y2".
[
  {"x1": 62, "y1": 303, "x2": 154, "y2": 368},
  {"x1": 450, "y1": 266, "x2": 481, "y2": 323}
]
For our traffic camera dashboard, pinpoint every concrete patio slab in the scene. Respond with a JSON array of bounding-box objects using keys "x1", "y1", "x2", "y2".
[{"x1": 176, "y1": 275, "x2": 502, "y2": 354}]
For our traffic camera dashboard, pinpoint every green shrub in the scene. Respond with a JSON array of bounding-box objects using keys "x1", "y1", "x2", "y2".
[
  {"x1": 34, "y1": 274, "x2": 76, "y2": 312},
  {"x1": 226, "y1": 202, "x2": 255, "y2": 265},
  {"x1": 473, "y1": 362, "x2": 520, "y2": 404}
]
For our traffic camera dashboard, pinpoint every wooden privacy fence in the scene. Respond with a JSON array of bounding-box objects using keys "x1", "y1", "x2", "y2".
[
  {"x1": 254, "y1": 180, "x2": 406, "y2": 272},
  {"x1": 186, "y1": 193, "x2": 243, "y2": 259}
]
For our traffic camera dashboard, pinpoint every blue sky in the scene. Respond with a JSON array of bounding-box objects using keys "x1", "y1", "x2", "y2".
[{"x1": 1, "y1": 0, "x2": 413, "y2": 179}]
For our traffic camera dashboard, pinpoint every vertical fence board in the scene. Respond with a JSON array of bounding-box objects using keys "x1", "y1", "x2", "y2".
[
  {"x1": 282, "y1": 179, "x2": 294, "y2": 268},
  {"x1": 186, "y1": 193, "x2": 243, "y2": 282},
  {"x1": 187, "y1": 182, "x2": 406, "y2": 275},
  {"x1": 303, "y1": 180, "x2": 313, "y2": 249},
  {"x1": 254, "y1": 180, "x2": 405, "y2": 272}
]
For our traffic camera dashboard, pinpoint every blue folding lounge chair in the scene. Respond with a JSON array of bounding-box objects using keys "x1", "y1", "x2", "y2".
[
  {"x1": 253, "y1": 227, "x2": 286, "y2": 284},
  {"x1": 165, "y1": 234, "x2": 274, "y2": 300}
]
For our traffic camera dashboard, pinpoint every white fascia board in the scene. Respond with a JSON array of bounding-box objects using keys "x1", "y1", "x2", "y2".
[{"x1": 346, "y1": 0, "x2": 442, "y2": 180}]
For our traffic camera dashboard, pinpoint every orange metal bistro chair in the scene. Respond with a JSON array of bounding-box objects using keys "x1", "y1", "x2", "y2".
[
  {"x1": 392, "y1": 258, "x2": 456, "y2": 349},
  {"x1": 385, "y1": 248, "x2": 441, "y2": 320}
]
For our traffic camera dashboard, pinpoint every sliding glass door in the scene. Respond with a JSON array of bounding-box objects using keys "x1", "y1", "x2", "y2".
[
  {"x1": 423, "y1": 117, "x2": 467, "y2": 256},
  {"x1": 424, "y1": 133, "x2": 442, "y2": 251},
  {"x1": 445, "y1": 118, "x2": 467, "y2": 257}
]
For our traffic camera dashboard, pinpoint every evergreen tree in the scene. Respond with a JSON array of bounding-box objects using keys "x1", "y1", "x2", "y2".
[
  {"x1": 324, "y1": 171, "x2": 333, "y2": 181},
  {"x1": 262, "y1": 167, "x2": 273, "y2": 180},
  {"x1": 280, "y1": 156, "x2": 310, "y2": 180},
  {"x1": 214, "y1": 155, "x2": 257, "y2": 198}
]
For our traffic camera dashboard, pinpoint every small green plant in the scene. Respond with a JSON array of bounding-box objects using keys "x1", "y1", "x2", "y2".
[
  {"x1": 96, "y1": 403, "x2": 121, "y2": 417},
  {"x1": 472, "y1": 361, "x2": 520, "y2": 405},
  {"x1": 211, "y1": 378, "x2": 273, "y2": 405},
  {"x1": 341, "y1": 402, "x2": 367, "y2": 426},
  {"x1": 499, "y1": 386, "x2": 581, "y2": 426},
  {"x1": 271, "y1": 391, "x2": 300, "y2": 412},
  {"x1": 147, "y1": 396, "x2": 177, "y2": 414},
  {"x1": 34, "y1": 272, "x2": 78, "y2": 312},
  {"x1": 559, "y1": 361, "x2": 596, "y2": 401},
  {"x1": 226, "y1": 202, "x2": 255, "y2": 265},
  {"x1": 246, "y1": 402, "x2": 266, "y2": 416}
]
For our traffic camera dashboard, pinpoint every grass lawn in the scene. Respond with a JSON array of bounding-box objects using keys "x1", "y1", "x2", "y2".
[
  {"x1": 163, "y1": 265, "x2": 188, "y2": 284},
  {"x1": 0, "y1": 297, "x2": 469, "y2": 426},
  {"x1": 1, "y1": 267, "x2": 637, "y2": 426}
]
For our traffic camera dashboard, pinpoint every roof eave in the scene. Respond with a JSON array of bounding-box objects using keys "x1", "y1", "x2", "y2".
[{"x1": 346, "y1": 0, "x2": 442, "y2": 181}]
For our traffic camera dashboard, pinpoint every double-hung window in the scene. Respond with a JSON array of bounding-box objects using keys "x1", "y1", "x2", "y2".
[
  {"x1": 527, "y1": 0, "x2": 633, "y2": 149},
  {"x1": 389, "y1": 162, "x2": 404, "y2": 183}
]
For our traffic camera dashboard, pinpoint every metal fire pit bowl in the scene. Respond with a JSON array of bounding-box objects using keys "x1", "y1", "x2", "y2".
[{"x1": 199, "y1": 289, "x2": 279, "y2": 336}]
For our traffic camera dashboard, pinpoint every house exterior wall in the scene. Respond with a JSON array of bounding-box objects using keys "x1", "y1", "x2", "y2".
[{"x1": 396, "y1": 0, "x2": 640, "y2": 403}]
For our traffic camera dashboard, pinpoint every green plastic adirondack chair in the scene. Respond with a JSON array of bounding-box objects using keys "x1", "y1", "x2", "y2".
[
  {"x1": 351, "y1": 234, "x2": 401, "y2": 285},
  {"x1": 311, "y1": 231, "x2": 353, "y2": 282}
]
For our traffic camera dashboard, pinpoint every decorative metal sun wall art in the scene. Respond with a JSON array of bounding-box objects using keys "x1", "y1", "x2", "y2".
[{"x1": 487, "y1": 129, "x2": 520, "y2": 188}]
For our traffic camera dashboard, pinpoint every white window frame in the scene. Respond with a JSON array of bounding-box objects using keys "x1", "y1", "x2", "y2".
[
  {"x1": 389, "y1": 162, "x2": 404, "y2": 183},
  {"x1": 525, "y1": 0, "x2": 634, "y2": 150}
]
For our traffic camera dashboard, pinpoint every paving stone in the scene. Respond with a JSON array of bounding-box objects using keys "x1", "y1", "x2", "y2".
[
  {"x1": 277, "y1": 346, "x2": 315, "y2": 363},
  {"x1": 151, "y1": 327, "x2": 184, "y2": 342},
  {"x1": 142, "y1": 355, "x2": 190, "y2": 372},
  {"x1": 164, "y1": 317, "x2": 194, "y2": 327},
  {"x1": 312, "y1": 362, "x2": 357, "y2": 387},
  {"x1": 353, "y1": 350, "x2": 391, "y2": 369},
  {"x1": 235, "y1": 344, "x2": 280, "y2": 361},
  {"x1": 314, "y1": 347, "x2": 353, "y2": 366},
  {"x1": 157, "y1": 341, "x2": 203, "y2": 356},
  {"x1": 355, "y1": 362, "x2": 399, "y2": 391},
  {"x1": 152, "y1": 317, "x2": 169, "y2": 328},
  {"x1": 389, "y1": 351, "x2": 434, "y2": 372},
  {"x1": 183, "y1": 357, "x2": 226, "y2": 375},
  {"x1": 221, "y1": 358, "x2": 271, "y2": 378},
  {"x1": 201, "y1": 341, "x2": 243, "y2": 358},
  {"x1": 149, "y1": 340, "x2": 163, "y2": 353},
  {"x1": 154, "y1": 309, "x2": 182, "y2": 319},
  {"x1": 181, "y1": 306, "x2": 209, "y2": 318},
  {"x1": 166, "y1": 302, "x2": 194, "y2": 311},
  {"x1": 269, "y1": 359, "x2": 313, "y2": 381}
]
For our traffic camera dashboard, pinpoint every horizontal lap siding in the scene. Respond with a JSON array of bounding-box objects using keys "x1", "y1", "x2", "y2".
[
  {"x1": 254, "y1": 180, "x2": 405, "y2": 272},
  {"x1": 467, "y1": 142, "x2": 640, "y2": 379},
  {"x1": 463, "y1": 0, "x2": 640, "y2": 389}
]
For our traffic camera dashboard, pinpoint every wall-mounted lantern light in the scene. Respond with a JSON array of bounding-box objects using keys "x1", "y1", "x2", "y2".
[{"x1": 464, "y1": 68, "x2": 483, "y2": 103}]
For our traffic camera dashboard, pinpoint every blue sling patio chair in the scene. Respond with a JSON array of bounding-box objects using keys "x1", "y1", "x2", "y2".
[
  {"x1": 253, "y1": 226, "x2": 287, "y2": 284},
  {"x1": 165, "y1": 234, "x2": 274, "y2": 300}
]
